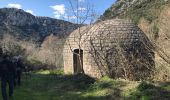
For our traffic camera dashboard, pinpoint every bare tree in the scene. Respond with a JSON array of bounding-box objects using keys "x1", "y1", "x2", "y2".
[
  {"x1": 0, "y1": 33, "x2": 25, "y2": 57},
  {"x1": 63, "y1": 0, "x2": 98, "y2": 73},
  {"x1": 63, "y1": 1, "x2": 155, "y2": 81},
  {"x1": 87, "y1": 21, "x2": 155, "y2": 80}
]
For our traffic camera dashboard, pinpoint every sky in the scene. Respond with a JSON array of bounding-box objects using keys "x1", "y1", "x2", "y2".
[{"x1": 0, "y1": 0, "x2": 116, "y2": 23}]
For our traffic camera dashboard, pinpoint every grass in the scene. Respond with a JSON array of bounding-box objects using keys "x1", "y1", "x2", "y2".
[
  {"x1": 128, "y1": 81, "x2": 170, "y2": 100},
  {"x1": 0, "y1": 70, "x2": 170, "y2": 100}
]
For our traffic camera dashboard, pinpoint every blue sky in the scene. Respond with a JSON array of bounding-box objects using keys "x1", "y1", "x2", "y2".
[{"x1": 0, "y1": 0, "x2": 116, "y2": 23}]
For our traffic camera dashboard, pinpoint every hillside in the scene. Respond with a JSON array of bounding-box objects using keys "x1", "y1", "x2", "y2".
[
  {"x1": 100, "y1": 0, "x2": 170, "y2": 81},
  {"x1": 100, "y1": 0, "x2": 170, "y2": 42},
  {"x1": 101, "y1": 0, "x2": 169, "y2": 23},
  {"x1": 0, "y1": 8, "x2": 79, "y2": 42},
  {"x1": 0, "y1": 8, "x2": 81, "y2": 69},
  {"x1": 100, "y1": 0, "x2": 170, "y2": 40}
]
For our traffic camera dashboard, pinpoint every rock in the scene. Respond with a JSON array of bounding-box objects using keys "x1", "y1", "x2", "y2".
[{"x1": 0, "y1": 8, "x2": 80, "y2": 42}]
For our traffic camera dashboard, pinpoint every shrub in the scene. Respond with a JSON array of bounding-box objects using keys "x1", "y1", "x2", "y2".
[
  {"x1": 152, "y1": 25, "x2": 159, "y2": 39},
  {"x1": 137, "y1": 81, "x2": 155, "y2": 91},
  {"x1": 25, "y1": 57, "x2": 44, "y2": 71}
]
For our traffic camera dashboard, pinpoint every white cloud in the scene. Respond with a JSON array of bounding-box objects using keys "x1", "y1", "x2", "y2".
[
  {"x1": 26, "y1": 9, "x2": 35, "y2": 15},
  {"x1": 54, "y1": 14, "x2": 61, "y2": 19},
  {"x1": 7, "y1": 3, "x2": 22, "y2": 9},
  {"x1": 6, "y1": 4, "x2": 36, "y2": 15},
  {"x1": 50, "y1": 4, "x2": 65, "y2": 18}
]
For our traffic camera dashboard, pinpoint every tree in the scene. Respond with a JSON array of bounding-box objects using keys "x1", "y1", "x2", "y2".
[
  {"x1": 63, "y1": 0, "x2": 98, "y2": 73},
  {"x1": 0, "y1": 34, "x2": 25, "y2": 57}
]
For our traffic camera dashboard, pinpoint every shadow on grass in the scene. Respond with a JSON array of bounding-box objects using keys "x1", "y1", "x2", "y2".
[
  {"x1": 11, "y1": 73, "x2": 126, "y2": 100},
  {"x1": 128, "y1": 81, "x2": 170, "y2": 100},
  {"x1": 1, "y1": 72, "x2": 170, "y2": 100}
]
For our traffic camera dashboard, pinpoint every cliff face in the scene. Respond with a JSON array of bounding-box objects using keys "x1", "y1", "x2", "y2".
[{"x1": 0, "y1": 8, "x2": 79, "y2": 42}]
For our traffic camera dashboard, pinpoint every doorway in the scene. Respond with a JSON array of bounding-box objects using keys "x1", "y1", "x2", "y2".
[{"x1": 73, "y1": 49, "x2": 83, "y2": 73}]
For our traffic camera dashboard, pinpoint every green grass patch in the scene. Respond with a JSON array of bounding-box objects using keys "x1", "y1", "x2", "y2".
[
  {"x1": 128, "y1": 81, "x2": 170, "y2": 100},
  {"x1": 0, "y1": 71, "x2": 170, "y2": 100}
]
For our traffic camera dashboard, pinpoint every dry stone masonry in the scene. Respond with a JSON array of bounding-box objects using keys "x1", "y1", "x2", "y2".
[{"x1": 63, "y1": 19, "x2": 155, "y2": 80}]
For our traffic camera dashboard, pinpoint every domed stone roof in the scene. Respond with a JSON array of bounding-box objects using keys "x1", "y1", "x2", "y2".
[{"x1": 64, "y1": 19, "x2": 154, "y2": 80}]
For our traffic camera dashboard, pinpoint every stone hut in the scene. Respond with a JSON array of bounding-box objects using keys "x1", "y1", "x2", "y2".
[{"x1": 63, "y1": 19, "x2": 155, "y2": 80}]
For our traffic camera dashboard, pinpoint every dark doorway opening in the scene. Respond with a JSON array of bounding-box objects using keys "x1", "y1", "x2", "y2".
[{"x1": 73, "y1": 49, "x2": 83, "y2": 74}]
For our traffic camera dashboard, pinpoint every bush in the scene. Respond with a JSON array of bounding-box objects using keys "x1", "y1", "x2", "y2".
[
  {"x1": 25, "y1": 57, "x2": 45, "y2": 71},
  {"x1": 137, "y1": 81, "x2": 155, "y2": 91},
  {"x1": 49, "y1": 70, "x2": 64, "y2": 75},
  {"x1": 152, "y1": 25, "x2": 159, "y2": 39}
]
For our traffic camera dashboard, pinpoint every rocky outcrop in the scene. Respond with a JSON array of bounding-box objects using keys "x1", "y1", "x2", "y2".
[{"x1": 0, "y1": 8, "x2": 79, "y2": 42}]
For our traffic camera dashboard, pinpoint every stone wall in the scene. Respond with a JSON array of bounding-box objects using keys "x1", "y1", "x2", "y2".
[{"x1": 63, "y1": 19, "x2": 155, "y2": 80}]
